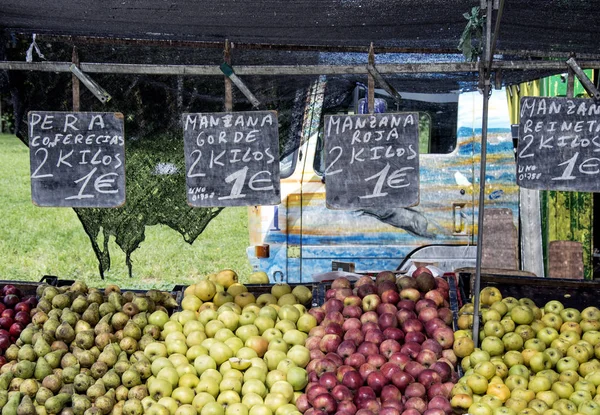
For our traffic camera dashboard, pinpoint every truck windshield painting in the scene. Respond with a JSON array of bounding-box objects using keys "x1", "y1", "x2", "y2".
[{"x1": 247, "y1": 79, "x2": 518, "y2": 283}]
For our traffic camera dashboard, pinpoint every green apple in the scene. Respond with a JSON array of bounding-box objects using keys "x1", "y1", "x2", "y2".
[
  {"x1": 524, "y1": 338, "x2": 547, "y2": 352},
  {"x1": 264, "y1": 350, "x2": 287, "y2": 371},
  {"x1": 529, "y1": 375, "x2": 552, "y2": 393},
  {"x1": 149, "y1": 311, "x2": 170, "y2": 329},
  {"x1": 264, "y1": 393, "x2": 290, "y2": 412},
  {"x1": 243, "y1": 367, "x2": 267, "y2": 384},
  {"x1": 199, "y1": 310, "x2": 219, "y2": 326},
  {"x1": 558, "y1": 369, "x2": 580, "y2": 385},
  {"x1": 578, "y1": 340, "x2": 594, "y2": 356},
  {"x1": 145, "y1": 342, "x2": 169, "y2": 362},
  {"x1": 528, "y1": 399, "x2": 549, "y2": 414},
  {"x1": 541, "y1": 313, "x2": 563, "y2": 331},
  {"x1": 505, "y1": 375, "x2": 528, "y2": 391},
  {"x1": 556, "y1": 356, "x2": 580, "y2": 373},
  {"x1": 286, "y1": 367, "x2": 307, "y2": 391},
  {"x1": 503, "y1": 351, "x2": 524, "y2": 367},
  {"x1": 545, "y1": 301, "x2": 565, "y2": 315},
  {"x1": 537, "y1": 327, "x2": 560, "y2": 347},
  {"x1": 538, "y1": 369, "x2": 559, "y2": 384},
  {"x1": 543, "y1": 348, "x2": 563, "y2": 366},
  {"x1": 201, "y1": 369, "x2": 223, "y2": 383},
  {"x1": 187, "y1": 345, "x2": 209, "y2": 362},
  {"x1": 194, "y1": 355, "x2": 217, "y2": 375},
  {"x1": 269, "y1": 381, "x2": 294, "y2": 402},
  {"x1": 579, "y1": 360, "x2": 600, "y2": 377},
  {"x1": 278, "y1": 305, "x2": 300, "y2": 323},
  {"x1": 551, "y1": 337, "x2": 572, "y2": 355},
  {"x1": 583, "y1": 331, "x2": 600, "y2": 346},
  {"x1": 209, "y1": 342, "x2": 234, "y2": 366},
  {"x1": 482, "y1": 309, "x2": 502, "y2": 323},
  {"x1": 186, "y1": 331, "x2": 208, "y2": 347},
  {"x1": 179, "y1": 373, "x2": 200, "y2": 389},
  {"x1": 468, "y1": 402, "x2": 494, "y2": 415},
  {"x1": 535, "y1": 390, "x2": 559, "y2": 407},
  {"x1": 157, "y1": 366, "x2": 180, "y2": 388},
  {"x1": 239, "y1": 311, "x2": 257, "y2": 327},
  {"x1": 481, "y1": 337, "x2": 505, "y2": 357},
  {"x1": 508, "y1": 364, "x2": 530, "y2": 380},
  {"x1": 580, "y1": 319, "x2": 600, "y2": 332},
  {"x1": 287, "y1": 345, "x2": 310, "y2": 368},
  {"x1": 296, "y1": 314, "x2": 317, "y2": 334},
  {"x1": 511, "y1": 306, "x2": 535, "y2": 325},
  {"x1": 242, "y1": 379, "x2": 267, "y2": 398},
  {"x1": 176, "y1": 404, "x2": 199, "y2": 415},
  {"x1": 268, "y1": 338, "x2": 289, "y2": 353},
  {"x1": 262, "y1": 329, "x2": 283, "y2": 343},
  {"x1": 254, "y1": 316, "x2": 276, "y2": 335},
  {"x1": 500, "y1": 318, "x2": 516, "y2": 334},
  {"x1": 276, "y1": 358, "x2": 296, "y2": 374},
  {"x1": 236, "y1": 347, "x2": 258, "y2": 360},
  {"x1": 474, "y1": 361, "x2": 497, "y2": 380},
  {"x1": 201, "y1": 402, "x2": 225, "y2": 415},
  {"x1": 585, "y1": 370, "x2": 600, "y2": 386},
  {"x1": 466, "y1": 373, "x2": 489, "y2": 395},
  {"x1": 502, "y1": 333, "x2": 524, "y2": 352},
  {"x1": 225, "y1": 337, "x2": 244, "y2": 355},
  {"x1": 481, "y1": 391, "x2": 505, "y2": 407},
  {"x1": 560, "y1": 308, "x2": 582, "y2": 323},
  {"x1": 493, "y1": 407, "x2": 516, "y2": 415},
  {"x1": 574, "y1": 379, "x2": 596, "y2": 395},
  {"x1": 282, "y1": 330, "x2": 307, "y2": 347},
  {"x1": 218, "y1": 311, "x2": 240, "y2": 332},
  {"x1": 177, "y1": 363, "x2": 198, "y2": 378},
  {"x1": 196, "y1": 378, "x2": 220, "y2": 398},
  {"x1": 560, "y1": 330, "x2": 581, "y2": 344},
  {"x1": 245, "y1": 336, "x2": 269, "y2": 358},
  {"x1": 220, "y1": 377, "x2": 242, "y2": 394},
  {"x1": 147, "y1": 403, "x2": 171, "y2": 415},
  {"x1": 224, "y1": 403, "x2": 249, "y2": 415},
  {"x1": 530, "y1": 352, "x2": 552, "y2": 373},
  {"x1": 512, "y1": 388, "x2": 535, "y2": 402},
  {"x1": 242, "y1": 392, "x2": 264, "y2": 408},
  {"x1": 531, "y1": 320, "x2": 547, "y2": 334},
  {"x1": 504, "y1": 397, "x2": 528, "y2": 413},
  {"x1": 470, "y1": 349, "x2": 492, "y2": 367},
  {"x1": 248, "y1": 404, "x2": 272, "y2": 415},
  {"x1": 578, "y1": 400, "x2": 600, "y2": 415},
  {"x1": 165, "y1": 330, "x2": 187, "y2": 344},
  {"x1": 149, "y1": 378, "x2": 173, "y2": 401},
  {"x1": 172, "y1": 386, "x2": 195, "y2": 405},
  {"x1": 214, "y1": 328, "x2": 236, "y2": 343},
  {"x1": 551, "y1": 381, "x2": 574, "y2": 399},
  {"x1": 236, "y1": 326, "x2": 260, "y2": 343},
  {"x1": 569, "y1": 390, "x2": 592, "y2": 407},
  {"x1": 484, "y1": 321, "x2": 506, "y2": 338},
  {"x1": 265, "y1": 370, "x2": 287, "y2": 389},
  {"x1": 274, "y1": 320, "x2": 296, "y2": 334},
  {"x1": 567, "y1": 344, "x2": 590, "y2": 364},
  {"x1": 515, "y1": 325, "x2": 536, "y2": 341},
  {"x1": 157, "y1": 397, "x2": 179, "y2": 415},
  {"x1": 551, "y1": 398, "x2": 577, "y2": 415}
]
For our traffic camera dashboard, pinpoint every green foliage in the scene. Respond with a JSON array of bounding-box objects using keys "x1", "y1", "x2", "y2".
[
  {"x1": 458, "y1": 6, "x2": 484, "y2": 62},
  {"x1": 0, "y1": 134, "x2": 252, "y2": 289}
]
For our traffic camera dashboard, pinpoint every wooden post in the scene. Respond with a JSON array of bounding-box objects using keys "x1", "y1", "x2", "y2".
[
  {"x1": 224, "y1": 40, "x2": 233, "y2": 112},
  {"x1": 72, "y1": 46, "x2": 80, "y2": 111},
  {"x1": 368, "y1": 43, "x2": 375, "y2": 114}
]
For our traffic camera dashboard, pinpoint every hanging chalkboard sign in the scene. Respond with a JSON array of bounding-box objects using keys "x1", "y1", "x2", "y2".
[
  {"x1": 28, "y1": 112, "x2": 125, "y2": 207},
  {"x1": 324, "y1": 113, "x2": 420, "y2": 209},
  {"x1": 517, "y1": 97, "x2": 600, "y2": 192},
  {"x1": 182, "y1": 111, "x2": 281, "y2": 207}
]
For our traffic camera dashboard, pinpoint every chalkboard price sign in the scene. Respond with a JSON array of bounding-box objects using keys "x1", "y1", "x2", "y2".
[
  {"x1": 517, "y1": 97, "x2": 600, "y2": 192},
  {"x1": 182, "y1": 111, "x2": 281, "y2": 207},
  {"x1": 28, "y1": 111, "x2": 126, "y2": 207},
  {"x1": 324, "y1": 113, "x2": 420, "y2": 209}
]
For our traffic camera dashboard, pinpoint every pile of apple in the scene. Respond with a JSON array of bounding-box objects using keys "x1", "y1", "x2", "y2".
[
  {"x1": 298, "y1": 269, "x2": 458, "y2": 415},
  {"x1": 0, "y1": 280, "x2": 178, "y2": 415},
  {"x1": 140, "y1": 269, "x2": 314, "y2": 415},
  {"x1": 452, "y1": 286, "x2": 600, "y2": 415},
  {"x1": 0, "y1": 284, "x2": 38, "y2": 366}
]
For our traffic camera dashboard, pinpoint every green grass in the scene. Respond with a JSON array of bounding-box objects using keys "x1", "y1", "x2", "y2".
[{"x1": 0, "y1": 134, "x2": 252, "y2": 290}]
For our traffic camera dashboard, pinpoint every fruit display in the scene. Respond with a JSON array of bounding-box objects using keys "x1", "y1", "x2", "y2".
[
  {"x1": 452, "y1": 286, "x2": 600, "y2": 415},
  {"x1": 142, "y1": 269, "x2": 314, "y2": 415},
  {"x1": 298, "y1": 268, "x2": 458, "y2": 415},
  {"x1": 0, "y1": 284, "x2": 38, "y2": 366},
  {"x1": 0, "y1": 281, "x2": 178, "y2": 415}
]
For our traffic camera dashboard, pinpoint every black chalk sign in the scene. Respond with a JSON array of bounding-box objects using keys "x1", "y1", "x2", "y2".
[
  {"x1": 182, "y1": 111, "x2": 281, "y2": 206},
  {"x1": 517, "y1": 97, "x2": 600, "y2": 191},
  {"x1": 28, "y1": 112, "x2": 125, "y2": 207},
  {"x1": 324, "y1": 113, "x2": 420, "y2": 209}
]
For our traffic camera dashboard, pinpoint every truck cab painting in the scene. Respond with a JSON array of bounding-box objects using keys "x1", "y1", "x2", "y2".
[{"x1": 247, "y1": 79, "x2": 519, "y2": 283}]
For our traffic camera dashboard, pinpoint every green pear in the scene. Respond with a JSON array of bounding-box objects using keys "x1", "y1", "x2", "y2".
[
  {"x1": 2, "y1": 391, "x2": 20, "y2": 415},
  {"x1": 82, "y1": 304, "x2": 99, "y2": 327},
  {"x1": 0, "y1": 390, "x2": 8, "y2": 408},
  {"x1": 19, "y1": 327, "x2": 37, "y2": 345},
  {"x1": 0, "y1": 372, "x2": 13, "y2": 390},
  {"x1": 55, "y1": 323, "x2": 75, "y2": 344},
  {"x1": 71, "y1": 296, "x2": 88, "y2": 314},
  {"x1": 35, "y1": 387, "x2": 53, "y2": 406},
  {"x1": 35, "y1": 357, "x2": 53, "y2": 381},
  {"x1": 18, "y1": 345, "x2": 37, "y2": 362},
  {"x1": 44, "y1": 351, "x2": 65, "y2": 369},
  {"x1": 94, "y1": 389, "x2": 115, "y2": 414},
  {"x1": 34, "y1": 337, "x2": 51, "y2": 358},
  {"x1": 94, "y1": 314, "x2": 113, "y2": 336},
  {"x1": 86, "y1": 381, "x2": 106, "y2": 401},
  {"x1": 71, "y1": 395, "x2": 91, "y2": 415},
  {"x1": 73, "y1": 374, "x2": 94, "y2": 394},
  {"x1": 51, "y1": 294, "x2": 71, "y2": 310},
  {"x1": 17, "y1": 395, "x2": 35, "y2": 415},
  {"x1": 13, "y1": 361, "x2": 36, "y2": 379},
  {"x1": 97, "y1": 345, "x2": 118, "y2": 367},
  {"x1": 101, "y1": 370, "x2": 120, "y2": 390},
  {"x1": 61, "y1": 365, "x2": 80, "y2": 384},
  {"x1": 44, "y1": 393, "x2": 71, "y2": 415}
]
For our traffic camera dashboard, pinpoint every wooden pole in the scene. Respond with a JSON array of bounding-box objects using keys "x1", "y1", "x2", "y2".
[
  {"x1": 224, "y1": 40, "x2": 233, "y2": 112},
  {"x1": 368, "y1": 43, "x2": 375, "y2": 114},
  {"x1": 72, "y1": 47, "x2": 80, "y2": 111}
]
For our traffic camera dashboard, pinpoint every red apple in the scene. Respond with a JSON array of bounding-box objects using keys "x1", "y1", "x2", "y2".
[
  {"x1": 422, "y1": 339, "x2": 443, "y2": 356},
  {"x1": 356, "y1": 397, "x2": 381, "y2": 413},
  {"x1": 416, "y1": 349, "x2": 438, "y2": 367},
  {"x1": 383, "y1": 327, "x2": 404, "y2": 342},
  {"x1": 416, "y1": 298, "x2": 437, "y2": 313},
  {"x1": 418, "y1": 368, "x2": 441, "y2": 388},
  {"x1": 319, "y1": 372, "x2": 338, "y2": 391},
  {"x1": 361, "y1": 321, "x2": 379, "y2": 334},
  {"x1": 432, "y1": 327, "x2": 454, "y2": 349},
  {"x1": 332, "y1": 277, "x2": 352, "y2": 289},
  {"x1": 337, "y1": 401, "x2": 357, "y2": 413},
  {"x1": 336, "y1": 365, "x2": 356, "y2": 383},
  {"x1": 342, "y1": 318, "x2": 362, "y2": 332},
  {"x1": 400, "y1": 342, "x2": 422, "y2": 359},
  {"x1": 345, "y1": 353, "x2": 366, "y2": 369},
  {"x1": 430, "y1": 361, "x2": 452, "y2": 382},
  {"x1": 2, "y1": 295, "x2": 19, "y2": 308},
  {"x1": 381, "y1": 290, "x2": 400, "y2": 305},
  {"x1": 309, "y1": 325, "x2": 326, "y2": 337},
  {"x1": 344, "y1": 329, "x2": 365, "y2": 347},
  {"x1": 0, "y1": 317, "x2": 13, "y2": 330},
  {"x1": 357, "y1": 342, "x2": 379, "y2": 356},
  {"x1": 425, "y1": 289, "x2": 446, "y2": 307},
  {"x1": 343, "y1": 295, "x2": 362, "y2": 307},
  {"x1": 306, "y1": 336, "x2": 322, "y2": 351},
  {"x1": 343, "y1": 305, "x2": 363, "y2": 319},
  {"x1": 400, "y1": 288, "x2": 421, "y2": 302},
  {"x1": 380, "y1": 384, "x2": 402, "y2": 402},
  {"x1": 405, "y1": 361, "x2": 426, "y2": 379},
  {"x1": 357, "y1": 284, "x2": 377, "y2": 299},
  {"x1": 427, "y1": 383, "x2": 450, "y2": 399},
  {"x1": 366, "y1": 371, "x2": 388, "y2": 394},
  {"x1": 342, "y1": 370, "x2": 364, "y2": 390},
  {"x1": 402, "y1": 319, "x2": 424, "y2": 333},
  {"x1": 424, "y1": 318, "x2": 447, "y2": 336},
  {"x1": 325, "y1": 353, "x2": 344, "y2": 367},
  {"x1": 360, "y1": 312, "x2": 379, "y2": 325},
  {"x1": 397, "y1": 299, "x2": 416, "y2": 311},
  {"x1": 418, "y1": 307, "x2": 438, "y2": 323},
  {"x1": 295, "y1": 394, "x2": 310, "y2": 412},
  {"x1": 380, "y1": 362, "x2": 402, "y2": 380},
  {"x1": 337, "y1": 340, "x2": 357, "y2": 359},
  {"x1": 405, "y1": 331, "x2": 427, "y2": 344},
  {"x1": 0, "y1": 333, "x2": 11, "y2": 350},
  {"x1": 325, "y1": 322, "x2": 343, "y2": 337},
  {"x1": 1, "y1": 309, "x2": 14, "y2": 319},
  {"x1": 313, "y1": 393, "x2": 337, "y2": 414},
  {"x1": 405, "y1": 382, "x2": 426, "y2": 398},
  {"x1": 378, "y1": 313, "x2": 398, "y2": 330},
  {"x1": 437, "y1": 308, "x2": 453, "y2": 326},
  {"x1": 355, "y1": 386, "x2": 376, "y2": 401},
  {"x1": 403, "y1": 410, "x2": 422, "y2": 415},
  {"x1": 13, "y1": 311, "x2": 30, "y2": 326},
  {"x1": 396, "y1": 309, "x2": 417, "y2": 324},
  {"x1": 310, "y1": 349, "x2": 325, "y2": 360},
  {"x1": 376, "y1": 303, "x2": 398, "y2": 316},
  {"x1": 307, "y1": 384, "x2": 329, "y2": 404},
  {"x1": 309, "y1": 307, "x2": 326, "y2": 324},
  {"x1": 388, "y1": 352, "x2": 411, "y2": 369},
  {"x1": 364, "y1": 329, "x2": 384, "y2": 345},
  {"x1": 391, "y1": 370, "x2": 414, "y2": 391},
  {"x1": 359, "y1": 363, "x2": 377, "y2": 380},
  {"x1": 366, "y1": 353, "x2": 386, "y2": 369},
  {"x1": 326, "y1": 288, "x2": 337, "y2": 300},
  {"x1": 324, "y1": 311, "x2": 344, "y2": 326},
  {"x1": 380, "y1": 408, "x2": 401, "y2": 415},
  {"x1": 335, "y1": 288, "x2": 354, "y2": 302},
  {"x1": 355, "y1": 276, "x2": 374, "y2": 288},
  {"x1": 14, "y1": 302, "x2": 30, "y2": 313},
  {"x1": 424, "y1": 409, "x2": 445, "y2": 415},
  {"x1": 324, "y1": 299, "x2": 344, "y2": 314},
  {"x1": 380, "y1": 339, "x2": 402, "y2": 358}
]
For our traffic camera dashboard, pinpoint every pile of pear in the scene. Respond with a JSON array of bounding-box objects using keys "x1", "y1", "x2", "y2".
[{"x1": 0, "y1": 281, "x2": 178, "y2": 415}]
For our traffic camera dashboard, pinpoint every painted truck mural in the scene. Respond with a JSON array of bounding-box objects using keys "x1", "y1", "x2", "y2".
[{"x1": 247, "y1": 79, "x2": 519, "y2": 283}]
